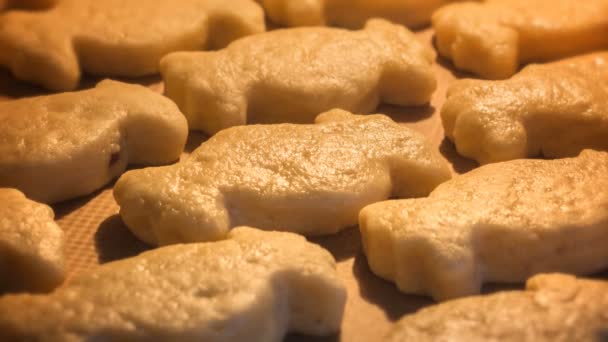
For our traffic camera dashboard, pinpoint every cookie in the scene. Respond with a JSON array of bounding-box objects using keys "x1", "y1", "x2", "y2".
[
  {"x1": 161, "y1": 19, "x2": 436, "y2": 135},
  {"x1": 114, "y1": 109, "x2": 451, "y2": 246},
  {"x1": 433, "y1": 0, "x2": 608, "y2": 79},
  {"x1": 0, "y1": 0, "x2": 265, "y2": 91},
  {"x1": 0, "y1": 227, "x2": 346, "y2": 341},
  {"x1": 0, "y1": 188, "x2": 64, "y2": 293},
  {"x1": 0, "y1": 80, "x2": 188, "y2": 204},
  {"x1": 442, "y1": 52, "x2": 608, "y2": 164},
  {"x1": 359, "y1": 150, "x2": 608, "y2": 301},
  {"x1": 258, "y1": 0, "x2": 466, "y2": 29},
  {"x1": 387, "y1": 274, "x2": 608, "y2": 341}
]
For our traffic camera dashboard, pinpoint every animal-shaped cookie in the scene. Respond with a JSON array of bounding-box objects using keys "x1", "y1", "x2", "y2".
[
  {"x1": 433, "y1": 0, "x2": 608, "y2": 79},
  {"x1": 257, "y1": 0, "x2": 468, "y2": 29},
  {"x1": 114, "y1": 109, "x2": 451, "y2": 246},
  {"x1": 359, "y1": 150, "x2": 608, "y2": 301},
  {"x1": 442, "y1": 52, "x2": 608, "y2": 164},
  {"x1": 0, "y1": 80, "x2": 188, "y2": 204},
  {"x1": 0, "y1": 188, "x2": 64, "y2": 293},
  {"x1": 387, "y1": 274, "x2": 608, "y2": 341},
  {"x1": 0, "y1": 0, "x2": 265, "y2": 91},
  {"x1": 161, "y1": 19, "x2": 436, "y2": 135},
  {"x1": 0, "y1": 227, "x2": 346, "y2": 341}
]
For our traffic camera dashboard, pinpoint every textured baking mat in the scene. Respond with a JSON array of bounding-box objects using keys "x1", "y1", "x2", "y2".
[{"x1": 2, "y1": 28, "x2": 605, "y2": 342}]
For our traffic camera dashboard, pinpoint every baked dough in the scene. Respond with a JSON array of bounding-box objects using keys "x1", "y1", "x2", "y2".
[
  {"x1": 433, "y1": 0, "x2": 608, "y2": 79},
  {"x1": 257, "y1": 0, "x2": 467, "y2": 29},
  {"x1": 114, "y1": 109, "x2": 451, "y2": 246},
  {"x1": 442, "y1": 53, "x2": 608, "y2": 164},
  {"x1": 161, "y1": 19, "x2": 436, "y2": 135},
  {"x1": 360, "y1": 150, "x2": 608, "y2": 301},
  {"x1": 0, "y1": 80, "x2": 188, "y2": 204},
  {"x1": 0, "y1": 0, "x2": 265, "y2": 91},
  {"x1": 387, "y1": 274, "x2": 608, "y2": 341},
  {"x1": 0, "y1": 227, "x2": 346, "y2": 341},
  {"x1": 0, "y1": 188, "x2": 64, "y2": 293}
]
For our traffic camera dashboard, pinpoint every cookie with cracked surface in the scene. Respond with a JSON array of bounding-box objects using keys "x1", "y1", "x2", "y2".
[
  {"x1": 0, "y1": 188, "x2": 64, "y2": 293},
  {"x1": 0, "y1": 227, "x2": 346, "y2": 342},
  {"x1": 161, "y1": 19, "x2": 436, "y2": 135},
  {"x1": 442, "y1": 52, "x2": 608, "y2": 164},
  {"x1": 387, "y1": 274, "x2": 608, "y2": 342},
  {"x1": 114, "y1": 109, "x2": 451, "y2": 246},
  {"x1": 257, "y1": 0, "x2": 470, "y2": 29},
  {"x1": 433, "y1": 0, "x2": 608, "y2": 79},
  {"x1": 360, "y1": 150, "x2": 608, "y2": 301},
  {"x1": 0, "y1": 80, "x2": 188, "y2": 203},
  {"x1": 0, "y1": 0, "x2": 265, "y2": 90}
]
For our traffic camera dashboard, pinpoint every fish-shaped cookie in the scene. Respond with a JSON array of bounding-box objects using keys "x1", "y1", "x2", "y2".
[
  {"x1": 114, "y1": 109, "x2": 451, "y2": 246},
  {"x1": 257, "y1": 0, "x2": 468, "y2": 29},
  {"x1": 161, "y1": 19, "x2": 436, "y2": 135},
  {"x1": 433, "y1": 0, "x2": 608, "y2": 79},
  {"x1": 360, "y1": 150, "x2": 608, "y2": 301},
  {"x1": 0, "y1": 188, "x2": 64, "y2": 293},
  {"x1": 0, "y1": 227, "x2": 346, "y2": 341},
  {"x1": 442, "y1": 52, "x2": 608, "y2": 164},
  {"x1": 0, "y1": 0, "x2": 265, "y2": 90},
  {"x1": 0, "y1": 80, "x2": 188, "y2": 203},
  {"x1": 387, "y1": 274, "x2": 608, "y2": 341}
]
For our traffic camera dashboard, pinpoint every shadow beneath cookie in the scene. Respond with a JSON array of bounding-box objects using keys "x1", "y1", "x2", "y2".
[
  {"x1": 184, "y1": 131, "x2": 210, "y2": 153},
  {"x1": 285, "y1": 332, "x2": 340, "y2": 342},
  {"x1": 79, "y1": 74, "x2": 163, "y2": 92},
  {"x1": 53, "y1": 182, "x2": 116, "y2": 220},
  {"x1": 439, "y1": 138, "x2": 478, "y2": 175},
  {"x1": 353, "y1": 252, "x2": 432, "y2": 321},
  {"x1": 94, "y1": 214, "x2": 151, "y2": 264},
  {"x1": 0, "y1": 69, "x2": 49, "y2": 99},
  {"x1": 309, "y1": 226, "x2": 362, "y2": 262},
  {"x1": 377, "y1": 103, "x2": 435, "y2": 123}
]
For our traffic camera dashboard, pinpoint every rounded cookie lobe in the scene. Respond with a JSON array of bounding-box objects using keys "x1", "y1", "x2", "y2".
[
  {"x1": 386, "y1": 274, "x2": 608, "y2": 341},
  {"x1": 0, "y1": 0, "x2": 265, "y2": 90},
  {"x1": 360, "y1": 150, "x2": 608, "y2": 301},
  {"x1": 0, "y1": 188, "x2": 64, "y2": 293},
  {"x1": 0, "y1": 80, "x2": 188, "y2": 203},
  {"x1": 432, "y1": 0, "x2": 608, "y2": 79},
  {"x1": 160, "y1": 19, "x2": 436, "y2": 135},
  {"x1": 114, "y1": 109, "x2": 451, "y2": 246},
  {"x1": 0, "y1": 227, "x2": 346, "y2": 342},
  {"x1": 441, "y1": 52, "x2": 608, "y2": 164}
]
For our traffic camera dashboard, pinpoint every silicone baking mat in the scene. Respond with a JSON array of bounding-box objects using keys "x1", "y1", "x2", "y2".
[{"x1": 2, "y1": 28, "x2": 604, "y2": 342}]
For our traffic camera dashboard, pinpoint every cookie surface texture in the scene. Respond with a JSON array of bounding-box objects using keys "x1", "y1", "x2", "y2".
[
  {"x1": 0, "y1": 227, "x2": 346, "y2": 341},
  {"x1": 114, "y1": 109, "x2": 451, "y2": 246},
  {"x1": 0, "y1": 188, "x2": 64, "y2": 293},
  {"x1": 258, "y1": 0, "x2": 468, "y2": 29},
  {"x1": 0, "y1": 0, "x2": 265, "y2": 90},
  {"x1": 442, "y1": 52, "x2": 608, "y2": 164},
  {"x1": 387, "y1": 274, "x2": 608, "y2": 342},
  {"x1": 0, "y1": 80, "x2": 188, "y2": 203},
  {"x1": 161, "y1": 19, "x2": 436, "y2": 135},
  {"x1": 359, "y1": 150, "x2": 608, "y2": 301},
  {"x1": 433, "y1": 0, "x2": 608, "y2": 78}
]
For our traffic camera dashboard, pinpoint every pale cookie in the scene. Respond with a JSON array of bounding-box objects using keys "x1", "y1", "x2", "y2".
[
  {"x1": 442, "y1": 52, "x2": 608, "y2": 164},
  {"x1": 161, "y1": 19, "x2": 436, "y2": 135},
  {"x1": 114, "y1": 109, "x2": 451, "y2": 246},
  {"x1": 360, "y1": 150, "x2": 608, "y2": 301},
  {"x1": 0, "y1": 227, "x2": 346, "y2": 341},
  {"x1": 257, "y1": 0, "x2": 468, "y2": 29},
  {"x1": 0, "y1": 0, "x2": 265, "y2": 91},
  {"x1": 0, "y1": 188, "x2": 64, "y2": 293},
  {"x1": 433, "y1": 0, "x2": 608, "y2": 79},
  {"x1": 0, "y1": 80, "x2": 188, "y2": 204},
  {"x1": 387, "y1": 274, "x2": 608, "y2": 342}
]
